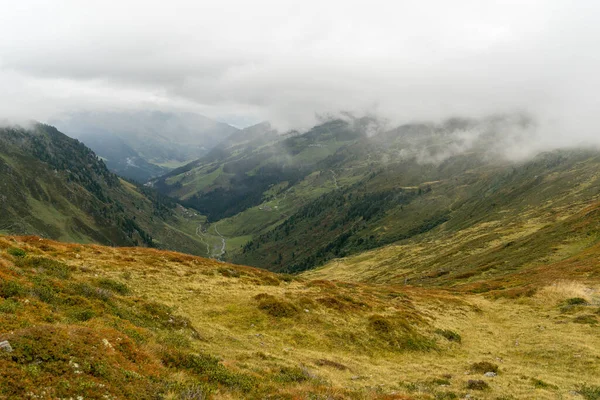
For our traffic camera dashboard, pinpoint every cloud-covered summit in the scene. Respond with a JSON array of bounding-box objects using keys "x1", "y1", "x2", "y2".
[{"x1": 0, "y1": 1, "x2": 599, "y2": 144}]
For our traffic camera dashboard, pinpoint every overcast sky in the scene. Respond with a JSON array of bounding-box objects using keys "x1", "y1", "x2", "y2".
[{"x1": 0, "y1": 0, "x2": 599, "y2": 141}]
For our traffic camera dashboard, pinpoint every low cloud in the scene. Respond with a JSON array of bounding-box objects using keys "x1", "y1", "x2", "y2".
[{"x1": 0, "y1": 0, "x2": 599, "y2": 152}]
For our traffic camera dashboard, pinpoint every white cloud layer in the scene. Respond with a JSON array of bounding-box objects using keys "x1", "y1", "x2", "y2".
[{"x1": 0, "y1": 0, "x2": 599, "y2": 143}]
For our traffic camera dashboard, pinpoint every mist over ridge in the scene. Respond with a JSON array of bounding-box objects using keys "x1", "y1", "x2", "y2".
[{"x1": 0, "y1": 1, "x2": 598, "y2": 154}]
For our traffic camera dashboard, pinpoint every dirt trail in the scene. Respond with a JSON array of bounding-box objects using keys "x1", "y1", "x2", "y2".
[{"x1": 214, "y1": 223, "x2": 226, "y2": 260}]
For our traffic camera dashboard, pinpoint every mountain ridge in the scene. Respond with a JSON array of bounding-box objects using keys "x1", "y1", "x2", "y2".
[{"x1": 0, "y1": 122, "x2": 206, "y2": 255}]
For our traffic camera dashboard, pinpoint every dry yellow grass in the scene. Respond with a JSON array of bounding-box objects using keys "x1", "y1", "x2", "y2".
[{"x1": 1, "y1": 236, "x2": 597, "y2": 399}]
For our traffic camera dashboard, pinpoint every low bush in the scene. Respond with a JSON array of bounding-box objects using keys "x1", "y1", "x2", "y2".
[
  {"x1": 531, "y1": 378, "x2": 558, "y2": 389},
  {"x1": 16, "y1": 257, "x2": 73, "y2": 279},
  {"x1": 0, "y1": 298, "x2": 20, "y2": 313},
  {"x1": 218, "y1": 267, "x2": 241, "y2": 278},
  {"x1": 67, "y1": 307, "x2": 96, "y2": 322},
  {"x1": 315, "y1": 359, "x2": 348, "y2": 370},
  {"x1": 6, "y1": 247, "x2": 26, "y2": 258},
  {"x1": 0, "y1": 280, "x2": 25, "y2": 298},
  {"x1": 368, "y1": 315, "x2": 436, "y2": 351},
  {"x1": 96, "y1": 278, "x2": 130, "y2": 295},
  {"x1": 32, "y1": 280, "x2": 58, "y2": 304},
  {"x1": 565, "y1": 297, "x2": 588, "y2": 306},
  {"x1": 273, "y1": 366, "x2": 311, "y2": 383},
  {"x1": 435, "y1": 392, "x2": 458, "y2": 399},
  {"x1": 435, "y1": 329, "x2": 462, "y2": 343},
  {"x1": 70, "y1": 282, "x2": 112, "y2": 301},
  {"x1": 466, "y1": 380, "x2": 489, "y2": 390},
  {"x1": 573, "y1": 315, "x2": 598, "y2": 325},
  {"x1": 368, "y1": 315, "x2": 395, "y2": 335},
  {"x1": 161, "y1": 350, "x2": 255, "y2": 392},
  {"x1": 254, "y1": 294, "x2": 299, "y2": 318},
  {"x1": 470, "y1": 361, "x2": 499, "y2": 374},
  {"x1": 577, "y1": 384, "x2": 600, "y2": 400}
]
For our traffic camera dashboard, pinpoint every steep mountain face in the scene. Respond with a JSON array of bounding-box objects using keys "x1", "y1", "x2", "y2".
[
  {"x1": 74, "y1": 132, "x2": 170, "y2": 182},
  {"x1": 0, "y1": 123, "x2": 206, "y2": 255},
  {"x1": 53, "y1": 110, "x2": 239, "y2": 182}
]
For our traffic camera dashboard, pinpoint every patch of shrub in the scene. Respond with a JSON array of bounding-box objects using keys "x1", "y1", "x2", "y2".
[
  {"x1": 466, "y1": 380, "x2": 489, "y2": 390},
  {"x1": 435, "y1": 392, "x2": 458, "y2": 400},
  {"x1": 139, "y1": 302, "x2": 195, "y2": 330},
  {"x1": 32, "y1": 281, "x2": 58, "y2": 304},
  {"x1": 7, "y1": 247, "x2": 26, "y2": 257},
  {"x1": 256, "y1": 275, "x2": 280, "y2": 286},
  {"x1": 174, "y1": 383, "x2": 211, "y2": 400},
  {"x1": 96, "y1": 278, "x2": 130, "y2": 295},
  {"x1": 565, "y1": 297, "x2": 588, "y2": 306},
  {"x1": 16, "y1": 257, "x2": 73, "y2": 279},
  {"x1": 531, "y1": 378, "x2": 558, "y2": 389},
  {"x1": 368, "y1": 315, "x2": 436, "y2": 351},
  {"x1": 369, "y1": 315, "x2": 395, "y2": 335},
  {"x1": 573, "y1": 315, "x2": 598, "y2": 325},
  {"x1": 316, "y1": 294, "x2": 369, "y2": 311},
  {"x1": 67, "y1": 307, "x2": 96, "y2": 322},
  {"x1": 161, "y1": 350, "x2": 255, "y2": 392},
  {"x1": 577, "y1": 383, "x2": 600, "y2": 400},
  {"x1": 254, "y1": 294, "x2": 299, "y2": 318},
  {"x1": 158, "y1": 331, "x2": 192, "y2": 349},
  {"x1": 429, "y1": 378, "x2": 451, "y2": 386},
  {"x1": 218, "y1": 267, "x2": 241, "y2": 278},
  {"x1": 470, "y1": 361, "x2": 499, "y2": 374},
  {"x1": 0, "y1": 325, "x2": 161, "y2": 399},
  {"x1": 0, "y1": 298, "x2": 20, "y2": 313},
  {"x1": 314, "y1": 359, "x2": 348, "y2": 370},
  {"x1": 273, "y1": 366, "x2": 311, "y2": 383},
  {"x1": 70, "y1": 283, "x2": 112, "y2": 301},
  {"x1": 435, "y1": 329, "x2": 462, "y2": 343},
  {"x1": 0, "y1": 280, "x2": 25, "y2": 298},
  {"x1": 560, "y1": 297, "x2": 591, "y2": 313}
]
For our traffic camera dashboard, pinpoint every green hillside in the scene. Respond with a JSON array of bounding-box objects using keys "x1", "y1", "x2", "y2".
[
  {"x1": 151, "y1": 119, "x2": 369, "y2": 221},
  {"x1": 145, "y1": 115, "x2": 600, "y2": 278},
  {"x1": 0, "y1": 123, "x2": 206, "y2": 255}
]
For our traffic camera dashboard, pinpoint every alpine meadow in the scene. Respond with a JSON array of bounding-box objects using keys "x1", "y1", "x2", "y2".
[{"x1": 1, "y1": 1, "x2": 600, "y2": 399}]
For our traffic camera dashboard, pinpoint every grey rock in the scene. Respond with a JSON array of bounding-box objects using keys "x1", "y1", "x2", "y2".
[
  {"x1": 484, "y1": 371, "x2": 497, "y2": 377},
  {"x1": 0, "y1": 340, "x2": 13, "y2": 352}
]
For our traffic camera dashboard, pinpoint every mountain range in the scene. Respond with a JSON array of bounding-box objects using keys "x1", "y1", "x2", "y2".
[
  {"x1": 1, "y1": 115, "x2": 599, "y2": 399},
  {"x1": 53, "y1": 110, "x2": 239, "y2": 182}
]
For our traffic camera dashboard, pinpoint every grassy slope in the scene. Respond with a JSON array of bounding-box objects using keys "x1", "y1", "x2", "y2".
[
  {"x1": 306, "y1": 179, "x2": 600, "y2": 293},
  {"x1": 237, "y1": 149, "x2": 600, "y2": 274},
  {"x1": 0, "y1": 124, "x2": 208, "y2": 257},
  {"x1": 1, "y1": 236, "x2": 599, "y2": 399},
  {"x1": 152, "y1": 119, "x2": 369, "y2": 229}
]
